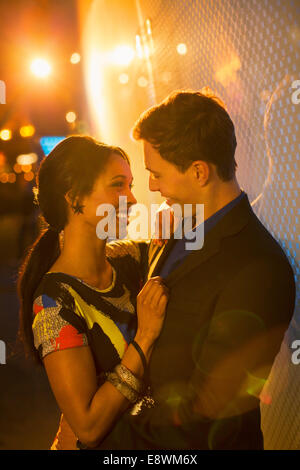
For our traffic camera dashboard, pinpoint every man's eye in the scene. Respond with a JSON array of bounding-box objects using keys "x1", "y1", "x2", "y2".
[{"x1": 112, "y1": 182, "x2": 124, "y2": 188}]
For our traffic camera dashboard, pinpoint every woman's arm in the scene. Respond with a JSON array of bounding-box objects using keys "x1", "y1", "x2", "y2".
[{"x1": 43, "y1": 277, "x2": 168, "y2": 448}]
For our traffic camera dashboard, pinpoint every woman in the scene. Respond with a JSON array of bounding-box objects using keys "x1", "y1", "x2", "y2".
[{"x1": 18, "y1": 135, "x2": 168, "y2": 449}]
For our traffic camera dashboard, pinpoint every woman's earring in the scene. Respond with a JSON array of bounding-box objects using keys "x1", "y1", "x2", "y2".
[{"x1": 71, "y1": 201, "x2": 85, "y2": 214}]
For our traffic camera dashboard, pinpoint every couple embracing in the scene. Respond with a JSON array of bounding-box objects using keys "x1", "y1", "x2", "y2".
[{"x1": 18, "y1": 90, "x2": 295, "y2": 450}]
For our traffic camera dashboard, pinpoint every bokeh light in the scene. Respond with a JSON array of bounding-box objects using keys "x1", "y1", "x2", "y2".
[
  {"x1": 0, "y1": 129, "x2": 12, "y2": 141},
  {"x1": 13, "y1": 163, "x2": 22, "y2": 174},
  {"x1": 8, "y1": 173, "x2": 16, "y2": 183},
  {"x1": 24, "y1": 171, "x2": 34, "y2": 182},
  {"x1": 30, "y1": 58, "x2": 51, "y2": 78},
  {"x1": 21, "y1": 164, "x2": 32, "y2": 173},
  {"x1": 20, "y1": 125, "x2": 35, "y2": 138},
  {"x1": 65, "y1": 111, "x2": 77, "y2": 123},
  {"x1": 70, "y1": 52, "x2": 81, "y2": 64},
  {"x1": 137, "y1": 76, "x2": 148, "y2": 88},
  {"x1": 177, "y1": 43, "x2": 187, "y2": 55},
  {"x1": 17, "y1": 153, "x2": 38, "y2": 166},
  {"x1": 0, "y1": 173, "x2": 8, "y2": 183},
  {"x1": 119, "y1": 73, "x2": 129, "y2": 84}
]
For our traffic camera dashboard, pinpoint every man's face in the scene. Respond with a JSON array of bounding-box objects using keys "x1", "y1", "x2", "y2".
[{"x1": 143, "y1": 141, "x2": 198, "y2": 209}]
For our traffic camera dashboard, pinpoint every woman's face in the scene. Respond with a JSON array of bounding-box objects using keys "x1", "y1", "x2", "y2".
[{"x1": 76, "y1": 153, "x2": 137, "y2": 239}]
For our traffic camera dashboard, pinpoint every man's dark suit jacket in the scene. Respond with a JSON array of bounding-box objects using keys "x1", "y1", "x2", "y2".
[{"x1": 98, "y1": 193, "x2": 296, "y2": 450}]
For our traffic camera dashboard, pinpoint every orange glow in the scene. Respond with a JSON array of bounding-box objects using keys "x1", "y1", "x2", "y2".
[
  {"x1": 24, "y1": 171, "x2": 34, "y2": 182},
  {"x1": 13, "y1": 163, "x2": 22, "y2": 173},
  {"x1": 82, "y1": 0, "x2": 156, "y2": 210},
  {"x1": 0, "y1": 173, "x2": 8, "y2": 183},
  {"x1": 8, "y1": 173, "x2": 16, "y2": 183},
  {"x1": 22, "y1": 164, "x2": 32, "y2": 173},
  {"x1": 0, "y1": 152, "x2": 6, "y2": 166},
  {"x1": 215, "y1": 55, "x2": 241, "y2": 87}
]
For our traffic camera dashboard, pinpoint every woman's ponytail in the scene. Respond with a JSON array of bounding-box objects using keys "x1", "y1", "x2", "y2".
[{"x1": 18, "y1": 228, "x2": 61, "y2": 364}]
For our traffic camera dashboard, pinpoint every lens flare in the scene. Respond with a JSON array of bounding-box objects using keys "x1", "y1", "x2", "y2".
[{"x1": 110, "y1": 45, "x2": 135, "y2": 66}]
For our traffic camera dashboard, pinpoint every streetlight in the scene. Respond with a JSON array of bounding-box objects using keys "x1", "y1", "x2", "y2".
[{"x1": 30, "y1": 58, "x2": 52, "y2": 78}]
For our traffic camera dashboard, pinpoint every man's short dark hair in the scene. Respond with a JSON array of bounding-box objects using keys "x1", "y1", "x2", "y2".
[{"x1": 132, "y1": 89, "x2": 237, "y2": 181}]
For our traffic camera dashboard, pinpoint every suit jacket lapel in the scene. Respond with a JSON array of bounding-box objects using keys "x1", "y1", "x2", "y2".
[{"x1": 164, "y1": 194, "x2": 253, "y2": 287}]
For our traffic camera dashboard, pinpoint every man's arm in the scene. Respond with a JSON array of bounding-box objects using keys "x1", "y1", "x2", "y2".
[{"x1": 97, "y1": 255, "x2": 296, "y2": 449}]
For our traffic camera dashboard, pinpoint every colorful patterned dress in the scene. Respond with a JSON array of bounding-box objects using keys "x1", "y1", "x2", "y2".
[{"x1": 32, "y1": 240, "x2": 148, "y2": 449}]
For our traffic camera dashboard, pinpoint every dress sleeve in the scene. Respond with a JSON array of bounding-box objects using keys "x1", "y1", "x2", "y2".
[{"x1": 32, "y1": 294, "x2": 89, "y2": 359}]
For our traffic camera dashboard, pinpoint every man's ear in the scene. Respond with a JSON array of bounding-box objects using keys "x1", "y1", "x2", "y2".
[{"x1": 191, "y1": 160, "x2": 210, "y2": 185}]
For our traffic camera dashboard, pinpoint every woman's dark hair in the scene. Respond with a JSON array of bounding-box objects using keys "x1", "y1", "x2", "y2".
[
  {"x1": 132, "y1": 89, "x2": 237, "y2": 181},
  {"x1": 17, "y1": 135, "x2": 130, "y2": 364}
]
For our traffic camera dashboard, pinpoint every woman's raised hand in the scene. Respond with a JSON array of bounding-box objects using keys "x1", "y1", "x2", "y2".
[{"x1": 136, "y1": 276, "x2": 169, "y2": 344}]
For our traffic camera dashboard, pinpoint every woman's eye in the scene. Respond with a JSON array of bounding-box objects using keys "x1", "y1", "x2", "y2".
[{"x1": 112, "y1": 182, "x2": 134, "y2": 190}]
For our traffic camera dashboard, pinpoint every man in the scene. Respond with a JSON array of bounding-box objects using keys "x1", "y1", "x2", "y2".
[{"x1": 98, "y1": 90, "x2": 296, "y2": 449}]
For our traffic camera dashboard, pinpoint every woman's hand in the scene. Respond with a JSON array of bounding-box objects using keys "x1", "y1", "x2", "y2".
[{"x1": 136, "y1": 276, "x2": 169, "y2": 345}]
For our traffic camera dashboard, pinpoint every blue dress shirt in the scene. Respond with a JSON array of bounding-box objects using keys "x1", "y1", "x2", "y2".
[{"x1": 159, "y1": 191, "x2": 246, "y2": 279}]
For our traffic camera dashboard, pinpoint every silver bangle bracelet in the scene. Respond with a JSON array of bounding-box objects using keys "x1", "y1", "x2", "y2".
[
  {"x1": 114, "y1": 363, "x2": 145, "y2": 394},
  {"x1": 106, "y1": 372, "x2": 139, "y2": 404}
]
